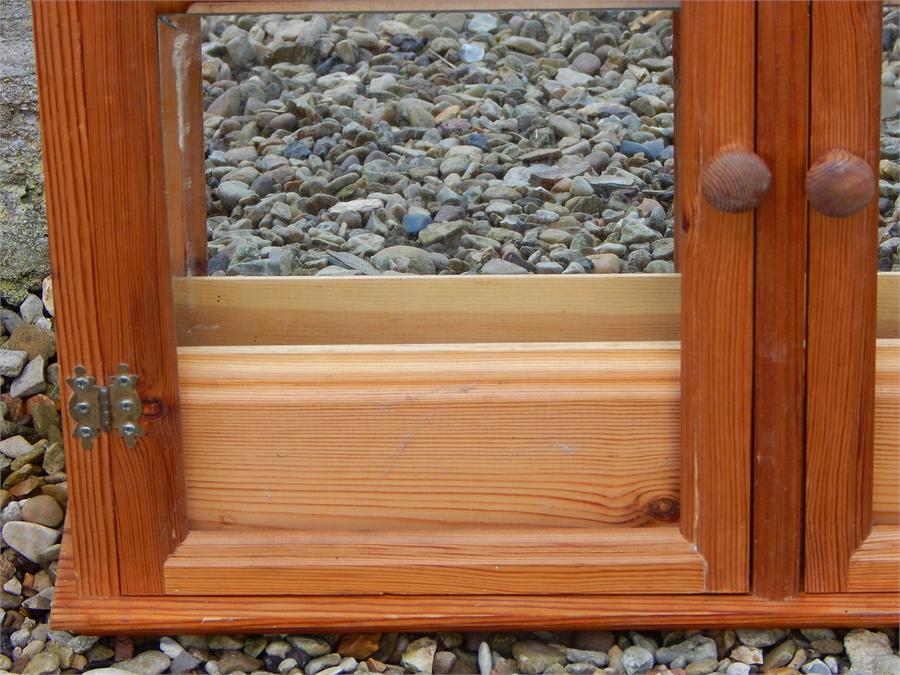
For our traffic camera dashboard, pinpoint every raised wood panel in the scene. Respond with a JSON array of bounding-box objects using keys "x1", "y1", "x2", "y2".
[
  {"x1": 880, "y1": 271, "x2": 900, "y2": 339},
  {"x1": 848, "y1": 525, "x2": 900, "y2": 593},
  {"x1": 873, "y1": 340, "x2": 900, "y2": 525},
  {"x1": 164, "y1": 528, "x2": 705, "y2": 596},
  {"x1": 676, "y1": 1, "x2": 755, "y2": 592},
  {"x1": 54, "y1": 536, "x2": 900, "y2": 633},
  {"x1": 805, "y1": 0, "x2": 882, "y2": 594},
  {"x1": 32, "y1": 0, "x2": 193, "y2": 596},
  {"x1": 173, "y1": 275, "x2": 682, "y2": 346},
  {"x1": 752, "y1": 0, "x2": 809, "y2": 600},
  {"x1": 179, "y1": 343, "x2": 680, "y2": 531}
]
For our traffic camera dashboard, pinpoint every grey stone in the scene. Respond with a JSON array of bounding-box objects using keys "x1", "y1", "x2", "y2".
[
  {"x1": 571, "y1": 52, "x2": 602, "y2": 75},
  {"x1": 1, "y1": 521, "x2": 60, "y2": 563},
  {"x1": 657, "y1": 636, "x2": 717, "y2": 669},
  {"x1": 372, "y1": 245, "x2": 436, "y2": 274},
  {"x1": 19, "y1": 293, "x2": 44, "y2": 323},
  {"x1": 23, "y1": 652, "x2": 60, "y2": 675},
  {"x1": 207, "y1": 86, "x2": 243, "y2": 117},
  {"x1": 736, "y1": 630, "x2": 788, "y2": 648},
  {"x1": 478, "y1": 642, "x2": 492, "y2": 675},
  {"x1": 10, "y1": 354, "x2": 45, "y2": 398},
  {"x1": 116, "y1": 650, "x2": 172, "y2": 675},
  {"x1": 216, "y1": 180, "x2": 255, "y2": 210},
  {"x1": 0, "y1": 349, "x2": 27, "y2": 377},
  {"x1": 512, "y1": 641, "x2": 567, "y2": 674},
  {"x1": 620, "y1": 646, "x2": 655, "y2": 675},
  {"x1": 845, "y1": 630, "x2": 893, "y2": 672},
  {"x1": 402, "y1": 637, "x2": 438, "y2": 674},
  {"x1": 566, "y1": 648, "x2": 608, "y2": 668},
  {"x1": 480, "y1": 258, "x2": 528, "y2": 275}
]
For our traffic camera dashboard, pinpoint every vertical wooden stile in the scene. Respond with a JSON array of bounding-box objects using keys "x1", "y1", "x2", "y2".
[
  {"x1": 752, "y1": 1, "x2": 810, "y2": 601},
  {"x1": 31, "y1": 0, "x2": 192, "y2": 595},
  {"x1": 159, "y1": 14, "x2": 209, "y2": 277},
  {"x1": 677, "y1": 1, "x2": 756, "y2": 592},
  {"x1": 805, "y1": 1, "x2": 882, "y2": 593}
]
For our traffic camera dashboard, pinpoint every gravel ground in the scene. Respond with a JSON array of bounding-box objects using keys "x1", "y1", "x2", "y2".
[{"x1": 1, "y1": 7, "x2": 900, "y2": 675}]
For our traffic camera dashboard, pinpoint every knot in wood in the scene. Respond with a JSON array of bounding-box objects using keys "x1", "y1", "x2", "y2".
[{"x1": 700, "y1": 150, "x2": 772, "y2": 213}]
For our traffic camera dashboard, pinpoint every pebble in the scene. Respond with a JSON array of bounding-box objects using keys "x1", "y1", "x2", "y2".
[
  {"x1": 11, "y1": 355, "x2": 46, "y2": 398},
  {"x1": 402, "y1": 637, "x2": 437, "y2": 674},
  {"x1": 115, "y1": 650, "x2": 171, "y2": 675},
  {"x1": 1, "y1": 520, "x2": 60, "y2": 563},
  {"x1": 512, "y1": 641, "x2": 567, "y2": 674},
  {"x1": 844, "y1": 629, "x2": 893, "y2": 672},
  {"x1": 621, "y1": 646, "x2": 655, "y2": 675},
  {"x1": 21, "y1": 495, "x2": 64, "y2": 527},
  {"x1": 0, "y1": 349, "x2": 28, "y2": 377}
]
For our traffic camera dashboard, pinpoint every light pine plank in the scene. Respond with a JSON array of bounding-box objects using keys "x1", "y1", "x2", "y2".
[
  {"x1": 874, "y1": 340, "x2": 900, "y2": 525},
  {"x1": 164, "y1": 527, "x2": 705, "y2": 595},
  {"x1": 848, "y1": 525, "x2": 900, "y2": 592},
  {"x1": 178, "y1": 343, "x2": 682, "y2": 531},
  {"x1": 173, "y1": 275, "x2": 682, "y2": 346},
  {"x1": 171, "y1": 272, "x2": 898, "y2": 347},
  {"x1": 805, "y1": 1, "x2": 882, "y2": 593}
]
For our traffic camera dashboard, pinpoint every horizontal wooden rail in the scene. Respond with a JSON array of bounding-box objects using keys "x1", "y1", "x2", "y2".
[
  {"x1": 173, "y1": 272, "x2": 900, "y2": 346},
  {"x1": 164, "y1": 527, "x2": 704, "y2": 596}
]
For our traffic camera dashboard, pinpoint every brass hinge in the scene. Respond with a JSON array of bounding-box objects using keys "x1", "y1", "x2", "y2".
[{"x1": 67, "y1": 364, "x2": 146, "y2": 449}]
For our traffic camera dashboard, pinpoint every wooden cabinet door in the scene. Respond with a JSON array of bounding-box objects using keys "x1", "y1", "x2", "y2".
[
  {"x1": 30, "y1": 0, "x2": 793, "y2": 630},
  {"x1": 805, "y1": 1, "x2": 900, "y2": 593}
]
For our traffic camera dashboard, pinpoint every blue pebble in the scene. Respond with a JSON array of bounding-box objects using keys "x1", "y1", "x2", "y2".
[
  {"x1": 466, "y1": 133, "x2": 489, "y2": 151},
  {"x1": 619, "y1": 140, "x2": 650, "y2": 157},
  {"x1": 284, "y1": 142, "x2": 311, "y2": 160},
  {"x1": 403, "y1": 213, "x2": 432, "y2": 235}
]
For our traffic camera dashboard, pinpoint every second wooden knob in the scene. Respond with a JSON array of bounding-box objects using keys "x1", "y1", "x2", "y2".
[
  {"x1": 700, "y1": 150, "x2": 772, "y2": 213},
  {"x1": 806, "y1": 149, "x2": 876, "y2": 218}
]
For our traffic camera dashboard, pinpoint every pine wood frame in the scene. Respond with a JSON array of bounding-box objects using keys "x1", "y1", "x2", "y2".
[{"x1": 32, "y1": 0, "x2": 899, "y2": 631}]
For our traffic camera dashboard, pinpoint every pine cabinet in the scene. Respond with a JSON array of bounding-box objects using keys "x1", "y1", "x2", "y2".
[{"x1": 32, "y1": 0, "x2": 899, "y2": 631}]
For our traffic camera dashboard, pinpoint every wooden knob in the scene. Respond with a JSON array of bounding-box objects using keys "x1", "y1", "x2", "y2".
[
  {"x1": 806, "y1": 149, "x2": 876, "y2": 218},
  {"x1": 700, "y1": 150, "x2": 772, "y2": 212}
]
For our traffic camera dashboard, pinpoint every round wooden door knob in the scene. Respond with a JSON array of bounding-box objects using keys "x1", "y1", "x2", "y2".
[
  {"x1": 806, "y1": 149, "x2": 876, "y2": 218},
  {"x1": 700, "y1": 150, "x2": 772, "y2": 213}
]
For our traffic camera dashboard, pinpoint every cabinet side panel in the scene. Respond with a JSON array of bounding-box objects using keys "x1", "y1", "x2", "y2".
[
  {"x1": 676, "y1": 1, "x2": 755, "y2": 591},
  {"x1": 31, "y1": 0, "x2": 191, "y2": 595},
  {"x1": 805, "y1": 1, "x2": 881, "y2": 593}
]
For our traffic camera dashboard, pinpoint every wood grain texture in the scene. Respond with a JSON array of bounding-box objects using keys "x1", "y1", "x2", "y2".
[
  {"x1": 805, "y1": 0, "x2": 882, "y2": 594},
  {"x1": 159, "y1": 14, "x2": 208, "y2": 276},
  {"x1": 188, "y1": 0, "x2": 680, "y2": 13},
  {"x1": 873, "y1": 340, "x2": 900, "y2": 525},
  {"x1": 179, "y1": 343, "x2": 681, "y2": 532},
  {"x1": 752, "y1": 0, "x2": 809, "y2": 601},
  {"x1": 699, "y1": 150, "x2": 771, "y2": 213},
  {"x1": 52, "y1": 536, "x2": 900, "y2": 634},
  {"x1": 847, "y1": 525, "x2": 900, "y2": 592},
  {"x1": 173, "y1": 275, "x2": 681, "y2": 346},
  {"x1": 879, "y1": 272, "x2": 900, "y2": 339},
  {"x1": 173, "y1": 270, "x2": 900, "y2": 345},
  {"x1": 676, "y1": 1, "x2": 755, "y2": 592},
  {"x1": 164, "y1": 528, "x2": 705, "y2": 596},
  {"x1": 806, "y1": 149, "x2": 877, "y2": 218},
  {"x1": 32, "y1": 0, "x2": 193, "y2": 596}
]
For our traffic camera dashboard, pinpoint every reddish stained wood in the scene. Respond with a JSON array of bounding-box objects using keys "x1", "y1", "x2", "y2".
[
  {"x1": 52, "y1": 538, "x2": 899, "y2": 634},
  {"x1": 32, "y1": 0, "x2": 192, "y2": 595},
  {"x1": 677, "y1": 1, "x2": 755, "y2": 592},
  {"x1": 159, "y1": 13, "x2": 208, "y2": 277},
  {"x1": 805, "y1": 1, "x2": 882, "y2": 593},
  {"x1": 752, "y1": 0, "x2": 809, "y2": 601}
]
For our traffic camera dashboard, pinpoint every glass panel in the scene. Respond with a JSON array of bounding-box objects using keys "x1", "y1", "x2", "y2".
[
  {"x1": 167, "y1": 9, "x2": 675, "y2": 279},
  {"x1": 157, "y1": 9, "x2": 688, "y2": 545}
]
